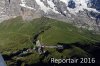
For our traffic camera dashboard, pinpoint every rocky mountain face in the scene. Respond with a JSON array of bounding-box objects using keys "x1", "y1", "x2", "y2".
[{"x1": 0, "y1": 0, "x2": 100, "y2": 33}]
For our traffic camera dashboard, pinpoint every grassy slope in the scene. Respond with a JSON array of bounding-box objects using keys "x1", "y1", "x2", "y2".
[
  {"x1": 0, "y1": 17, "x2": 100, "y2": 65},
  {"x1": 0, "y1": 17, "x2": 46, "y2": 53},
  {"x1": 38, "y1": 18, "x2": 100, "y2": 45}
]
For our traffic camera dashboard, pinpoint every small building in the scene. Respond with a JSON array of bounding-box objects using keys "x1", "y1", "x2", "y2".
[
  {"x1": 35, "y1": 40, "x2": 45, "y2": 54},
  {"x1": 57, "y1": 45, "x2": 63, "y2": 49},
  {"x1": 35, "y1": 40, "x2": 63, "y2": 54}
]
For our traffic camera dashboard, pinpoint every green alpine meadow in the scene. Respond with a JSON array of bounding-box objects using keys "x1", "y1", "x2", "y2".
[{"x1": 0, "y1": 17, "x2": 100, "y2": 66}]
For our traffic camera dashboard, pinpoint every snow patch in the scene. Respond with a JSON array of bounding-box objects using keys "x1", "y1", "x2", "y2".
[
  {"x1": 47, "y1": 0, "x2": 59, "y2": 13},
  {"x1": 20, "y1": 0, "x2": 36, "y2": 10},
  {"x1": 35, "y1": 0, "x2": 60, "y2": 14},
  {"x1": 35, "y1": 0, "x2": 49, "y2": 13},
  {"x1": 60, "y1": 0, "x2": 69, "y2": 4}
]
